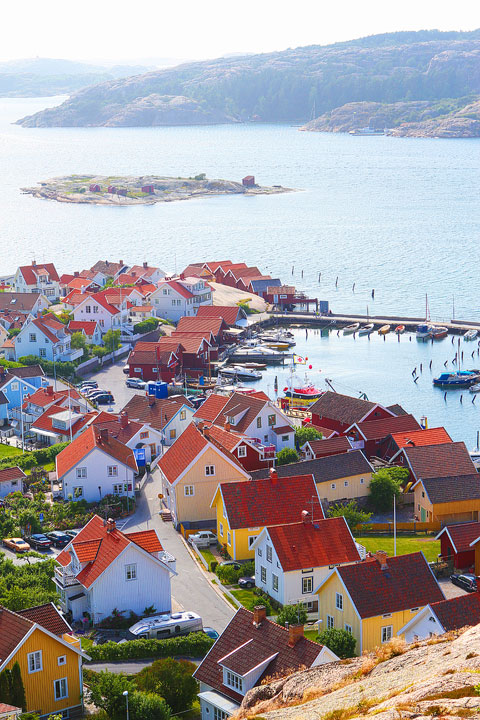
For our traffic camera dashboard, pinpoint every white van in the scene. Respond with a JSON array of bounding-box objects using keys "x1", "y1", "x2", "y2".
[{"x1": 128, "y1": 611, "x2": 203, "y2": 640}]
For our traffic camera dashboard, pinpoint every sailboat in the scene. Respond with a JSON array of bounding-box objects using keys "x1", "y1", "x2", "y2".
[
  {"x1": 416, "y1": 294, "x2": 433, "y2": 340},
  {"x1": 433, "y1": 338, "x2": 479, "y2": 388}
]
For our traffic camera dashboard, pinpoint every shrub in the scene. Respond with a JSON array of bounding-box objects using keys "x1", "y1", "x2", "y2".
[
  {"x1": 18, "y1": 356, "x2": 76, "y2": 379},
  {"x1": 295, "y1": 425, "x2": 323, "y2": 449},
  {"x1": 369, "y1": 468, "x2": 408, "y2": 512},
  {"x1": 316, "y1": 628, "x2": 356, "y2": 659},
  {"x1": 135, "y1": 658, "x2": 197, "y2": 713},
  {"x1": 210, "y1": 560, "x2": 218, "y2": 573},
  {"x1": 133, "y1": 318, "x2": 160, "y2": 334},
  {"x1": 130, "y1": 691, "x2": 171, "y2": 720},
  {"x1": 276, "y1": 447, "x2": 299, "y2": 466},
  {"x1": 276, "y1": 604, "x2": 308, "y2": 627},
  {"x1": 87, "y1": 633, "x2": 214, "y2": 662},
  {"x1": 243, "y1": 595, "x2": 273, "y2": 615},
  {"x1": 327, "y1": 500, "x2": 372, "y2": 532}
]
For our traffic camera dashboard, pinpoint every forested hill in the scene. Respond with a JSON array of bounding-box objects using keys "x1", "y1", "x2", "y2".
[{"x1": 17, "y1": 29, "x2": 480, "y2": 127}]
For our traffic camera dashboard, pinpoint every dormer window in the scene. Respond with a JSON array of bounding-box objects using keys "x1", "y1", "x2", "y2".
[
  {"x1": 227, "y1": 416, "x2": 235, "y2": 425},
  {"x1": 224, "y1": 669, "x2": 243, "y2": 693}
]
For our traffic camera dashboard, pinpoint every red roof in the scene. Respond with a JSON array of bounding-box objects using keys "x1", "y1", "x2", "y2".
[
  {"x1": 349, "y1": 414, "x2": 421, "y2": 441},
  {"x1": 125, "y1": 529, "x2": 163, "y2": 553},
  {"x1": 19, "y1": 262, "x2": 59, "y2": 285},
  {"x1": 170, "y1": 334, "x2": 209, "y2": 354},
  {"x1": 68, "y1": 320, "x2": 99, "y2": 336},
  {"x1": 335, "y1": 552, "x2": 444, "y2": 618},
  {"x1": 437, "y1": 521, "x2": 480, "y2": 554},
  {"x1": 430, "y1": 593, "x2": 480, "y2": 631},
  {"x1": 193, "y1": 394, "x2": 228, "y2": 423},
  {"x1": 65, "y1": 277, "x2": 95, "y2": 291},
  {"x1": 157, "y1": 280, "x2": 193, "y2": 299},
  {"x1": 90, "y1": 411, "x2": 143, "y2": 443},
  {"x1": 31, "y1": 404, "x2": 93, "y2": 437},
  {"x1": 305, "y1": 436, "x2": 353, "y2": 457},
  {"x1": 176, "y1": 316, "x2": 225, "y2": 336},
  {"x1": 219, "y1": 474, "x2": 324, "y2": 529},
  {"x1": 0, "y1": 466, "x2": 26, "y2": 483},
  {"x1": 29, "y1": 317, "x2": 61, "y2": 344},
  {"x1": 204, "y1": 424, "x2": 243, "y2": 452},
  {"x1": 129, "y1": 264, "x2": 161, "y2": 279},
  {"x1": 25, "y1": 387, "x2": 81, "y2": 409},
  {"x1": 268, "y1": 517, "x2": 360, "y2": 571},
  {"x1": 56, "y1": 426, "x2": 137, "y2": 478},
  {"x1": 196, "y1": 305, "x2": 245, "y2": 325},
  {"x1": 18, "y1": 602, "x2": 71, "y2": 636},
  {"x1": 194, "y1": 391, "x2": 283, "y2": 434},
  {"x1": 63, "y1": 290, "x2": 91, "y2": 306},
  {"x1": 390, "y1": 427, "x2": 452, "y2": 450},
  {"x1": 403, "y1": 442, "x2": 476, "y2": 480}
]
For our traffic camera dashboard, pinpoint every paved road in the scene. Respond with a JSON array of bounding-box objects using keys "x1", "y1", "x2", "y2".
[
  {"x1": 122, "y1": 470, "x2": 235, "y2": 633},
  {"x1": 80, "y1": 360, "x2": 140, "y2": 413}
]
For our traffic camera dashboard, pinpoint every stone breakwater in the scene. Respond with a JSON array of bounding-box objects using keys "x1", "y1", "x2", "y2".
[{"x1": 21, "y1": 175, "x2": 294, "y2": 206}]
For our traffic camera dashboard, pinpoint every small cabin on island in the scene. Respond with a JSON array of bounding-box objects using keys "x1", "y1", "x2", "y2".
[
  {"x1": 242, "y1": 175, "x2": 255, "y2": 187},
  {"x1": 142, "y1": 184, "x2": 155, "y2": 194},
  {"x1": 116, "y1": 188, "x2": 128, "y2": 196},
  {"x1": 89, "y1": 183, "x2": 101, "y2": 192},
  {"x1": 107, "y1": 185, "x2": 117, "y2": 194}
]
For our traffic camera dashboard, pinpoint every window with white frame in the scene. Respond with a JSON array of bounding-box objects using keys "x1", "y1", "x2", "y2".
[
  {"x1": 54, "y1": 677, "x2": 68, "y2": 700},
  {"x1": 112, "y1": 483, "x2": 123, "y2": 495},
  {"x1": 344, "y1": 481, "x2": 349, "y2": 487},
  {"x1": 213, "y1": 708, "x2": 227, "y2": 720},
  {"x1": 76, "y1": 467, "x2": 87, "y2": 479},
  {"x1": 107, "y1": 466, "x2": 118, "y2": 477},
  {"x1": 11, "y1": 382, "x2": 18, "y2": 390},
  {"x1": 360, "y1": 478, "x2": 364, "y2": 484},
  {"x1": 257, "y1": 547, "x2": 262, "y2": 557},
  {"x1": 336, "y1": 592, "x2": 343, "y2": 610},
  {"x1": 29, "y1": 333, "x2": 36, "y2": 342},
  {"x1": 266, "y1": 545, "x2": 272, "y2": 563},
  {"x1": 327, "y1": 615, "x2": 334, "y2": 630},
  {"x1": 125, "y1": 563, "x2": 137, "y2": 581},
  {"x1": 225, "y1": 670, "x2": 243, "y2": 692},
  {"x1": 39, "y1": 348, "x2": 46, "y2": 358},
  {"x1": 227, "y1": 532, "x2": 231, "y2": 545},
  {"x1": 28, "y1": 650, "x2": 42, "y2": 673},
  {"x1": 205, "y1": 465, "x2": 215, "y2": 476},
  {"x1": 73, "y1": 486, "x2": 83, "y2": 499},
  {"x1": 331, "y1": 483, "x2": 336, "y2": 489},
  {"x1": 381, "y1": 625, "x2": 393, "y2": 643},
  {"x1": 260, "y1": 565, "x2": 266, "y2": 583},
  {"x1": 272, "y1": 574, "x2": 279, "y2": 591},
  {"x1": 219, "y1": 523, "x2": 224, "y2": 537},
  {"x1": 57, "y1": 655, "x2": 67, "y2": 666},
  {"x1": 302, "y1": 576, "x2": 313, "y2": 594},
  {"x1": 345, "y1": 623, "x2": 352, "y2": 634},
  {"x1": 256, "y1": 417, "x2": 262, "y2": 428},
  {"x1": 248, "y1": 535, "x2": 258, "y2": 548},
  {"x1": 268, "y1": 414, "x2": 276, "y2": 426},
  {"x1": 184, "y1": 485, "x2": 194, "y2": 496},
  {"x1": 238, "y1": 445, "x2": 247, "y2": 458},
  {"x1": 281, "y1": 435, "x2": 289, "y2": 441}
]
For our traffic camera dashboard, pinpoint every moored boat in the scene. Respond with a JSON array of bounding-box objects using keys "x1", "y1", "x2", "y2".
[
  {"x1": 358, "y1": 323, "x2": 374, "y2": 336},
  {"x1": 394, "y1": 325, "x2": 405, "y2": 334},
  {"x1": 264, "y1": 342, "x2": 290, "y2": 351},
  {"x1": 464, "y1": 329, "x2": 478, "y2": 341},
  {"x1": 431, "y1": 326, "x2": 448, "y2": 340},
  {"x1": 469, "y1": 383, "x2": 480, "y2": 393},
  {"x1": 219, "y1": 365, "x2": 262, "y2": 381},
  {"x1": 416, "y1": 323, "x2": 432, "y2": 340},
  {"x1": 343, "y1": 323, "x2": 360, "y2": 335},
  {"x1": 378, "y1": 324, "x2": 391, "y2": 335},
  {"x1": 433, "y1": 371, "x2": 478, "y2": 388},
  {"x1": 282, "y1": 384, "x2": 323, "y2": 408}
]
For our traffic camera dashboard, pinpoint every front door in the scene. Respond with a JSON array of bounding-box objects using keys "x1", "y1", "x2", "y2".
[{"x1": 421, "y1": 507, "x2": 427, "y2": 522}]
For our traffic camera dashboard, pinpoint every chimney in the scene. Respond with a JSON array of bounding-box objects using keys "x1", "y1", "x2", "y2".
[
  {"x1": 253, "y1": 606, "x2": 266, "y2": 627},
  {"x1": 106, "y1": 518, "x2": 116, "y2": 532},
  {"x1": 148, "y1": 395, "x2": 156, "y2": 407},
  {"x1": 143, "y1": 262, "x2": 148, "y2": 269},
  {"x1": 74, "y1": 271, "x2": 79, "y2": 277},
  {"x1": 224, "y1": 421, "x2": 231, "y2": 432},
  {"x1": 119, "y1": 260, "x2": 124, "y2": 265},
  {"x1": 301, "y1": 510, "x2": 310, "y2": 524},
  {"x1": 374, "y1": 550, "x2": 389, "y2": 571},
  {"x1": 180, "y1": 272, "x2": 185, "y2": 280},
  {"x1": 198, "y1": 421, "x2": 204, "y2": 432},
  {"x1": 32, "y1": 260, "x2": 36, "y2": 266},
  {"x1": 203, "y1": 425, "x2": 210, "y2": 438},
  {"x1": 288, "y1": 624, "x2": 304, "y2": 647},
  {"x1": 120, "y1": 411, "x2": 128, "y2": 429},
  {"x1": 100, "y1": 428, "x2": 108, "y2": 443},
  {"x1": 270, "y1": 468, "x2": 278, "y2": 485},
  {"x1": 46, "y1": 385, "x2": 54, "y2": 396}
]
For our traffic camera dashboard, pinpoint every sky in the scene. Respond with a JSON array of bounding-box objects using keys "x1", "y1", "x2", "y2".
[{"x1": 2, "y1": 0, "x2": 480, "y2": 64}]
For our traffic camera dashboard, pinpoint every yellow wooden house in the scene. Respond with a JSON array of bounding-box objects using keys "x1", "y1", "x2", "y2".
[
  {"x1": 0, "y1": 602, "x2": 89, "y2": 719},
  {"x1": 210, "y1": 471, "x2": 322, "y2": 560},
  {"x1": 158, "y1": 422, "x2": 250, "y2": 527},
  {"x1": 315, "y1": 551, "x2": 444, "y2": 654},
  {"x1": 413, "y1": 474, "x2": 480, "y2": 525}
]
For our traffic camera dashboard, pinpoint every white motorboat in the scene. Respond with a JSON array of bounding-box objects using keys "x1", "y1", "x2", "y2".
[
  {"x1": 469, "y1": 383, "x2": 480, "y2": 394},
  {"x1": 343, "y1": 323, "x2": 360, "y2": 335},
  {"x1": 358, "y1": 323, "x2": 374, "y2": 336},
  {"x1": 464, "y1": 329, "x2": 478, "y2": 341},
  {"x1": 219, "y1": 365, "x2": 262, "y2": 381}
]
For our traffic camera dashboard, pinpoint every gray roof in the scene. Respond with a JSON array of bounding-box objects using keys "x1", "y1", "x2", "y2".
[
  {"x1": 250, "y1": 450, "x2": 373, "y2": 484},
  {"x1": 0, "y1": 391, "x2": 7, "y2": 405},
  {"x1": 250, "y1": 278, "x2": 282, "y2": 293},
  {"x1": 0, "y1": 293, "x2": 42, "y2": 312},
  {"x1": 422, "y1": 474, "x2": 480, "y2": 504}
]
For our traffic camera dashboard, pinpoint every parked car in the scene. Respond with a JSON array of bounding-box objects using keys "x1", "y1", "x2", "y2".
[
  {"x1": 450, "y1": 573, "x2": 477, "y2": 592},
  {"x1": 187, "y1": 395, "x2": 207, "y2": 409},
  {"x1": 65, "y1": 529, "x2": 79, "y2": 538},
  {"x1": 123, "y1": 365, "x2": 130, "y2": 375},
  {"x1": 203, "y1": 627, "x2": 219, "y2": 640},
  {"x1": 126, "y1": 377, "x2": 146, "y2": 389},
  {"x1": 84, "y1": 388, "x2": 107, "y2": 398},
  {"x1": 188, "y1": 531, "x2": 217, "y2": 548},
  {"x1": 25, "y1": 533, "x2": 51, "y2": 550},
  {"x1": 3, "y1": 537, "x2": 30, "y2": 553},
  {"x1": 79, "y1": 381, "x2": 98, "y2": 390},
  {"x1": 238, "y1": 576, "x2": 255, "y2": 589},
  {"x1": 94, "y1": 393, "x2": 115, "y2": 405},
  {"x1": 218, "y1": 560, "x2": 241, "y2": 569},
  {"x1": 46, "y1": 531, "x2": 72, "y2": 548}
]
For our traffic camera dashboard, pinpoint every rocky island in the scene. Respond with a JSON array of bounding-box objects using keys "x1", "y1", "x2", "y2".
[{"x1": 21, "y1": 174, "x2": 293, "y2": 206}]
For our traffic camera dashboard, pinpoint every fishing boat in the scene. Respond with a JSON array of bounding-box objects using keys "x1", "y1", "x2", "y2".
[
  {"x1": 430, "y1": 326, "x2": 448, "y2": 340},
  {"x1": 219, "y1": 365, "x2": 262, "y2": 381},
  {"x1": 394, "y1": 325, "x2": 405, "y2": 334},
  {"x1": 242, "y1": 362, "x2": 267, "y2": 370},
  {"x1": 358, "y1": 323, "x2": 374, "y2": 336},
  {"x1": 433, "y1": 371, "x2": 479, "y2": 388},
  {"x1": 260, "y1": 332, "x2": 296, "y2": 347},
  {"x1": 343, "y1": 323, "x2": 360, "y2": 335},
  {"x1": 416, "y1": 323, "x2": 432, "y2": 340},
  {"x1": 378, "y1": 324, "x2": 391, "y2": 335},
  {"x1": 464, "y1": 329, "x2": 478, "y2": 341}
]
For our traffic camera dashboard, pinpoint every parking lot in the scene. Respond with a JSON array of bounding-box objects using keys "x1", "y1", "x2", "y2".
[{"x1": 79, "y1": 360, "x2": 142, "y2": 412}]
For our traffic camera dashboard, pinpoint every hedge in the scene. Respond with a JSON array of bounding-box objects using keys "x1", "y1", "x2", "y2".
[
  {"x1": 0, "y1": 442, "x2": 69, "y2": 471},
  {"x1": 87, "y1": 632, "x2": 214, "y2": 662}
]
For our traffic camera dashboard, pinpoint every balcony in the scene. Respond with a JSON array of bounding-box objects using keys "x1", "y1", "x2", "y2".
[
  {"x1": 250, "y1": 438, "x2": 276, "y2": 459},
  {"x1": 54, "y1": 565, "x2": 80, "y2": 588}
]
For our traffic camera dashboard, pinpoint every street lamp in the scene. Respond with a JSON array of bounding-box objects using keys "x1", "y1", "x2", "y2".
[{"x1": 122, "y1": 690, "x2": 129, "y2": 720}]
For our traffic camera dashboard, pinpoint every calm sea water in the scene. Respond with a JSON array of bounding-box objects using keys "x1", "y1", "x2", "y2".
[{"x1": 2, "y1": 96, "x2": 480, "y2": 443}]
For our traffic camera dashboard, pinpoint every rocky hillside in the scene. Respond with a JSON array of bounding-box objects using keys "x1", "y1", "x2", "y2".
[
  {"x1": 238, "y1": 627, "x2": 480, "y2": 720},
  {"x1": 302, "y1": 97, "x2": 480, "y2": 137},
  {"x1": 16, "y1": 30, "x2": 480, "y2": 128}
]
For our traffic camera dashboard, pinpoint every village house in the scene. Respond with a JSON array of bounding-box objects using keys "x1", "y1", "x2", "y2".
[
  {"x1": 315, "y1": 551, "x2": 444, "y2": 655},
  {"x1": 127, "y1": 263, "x2": 166, "y2": 284},
  {"x1": 194, "y1": 606, "x2": 338, "y2": 720},
  {"x1": 175, "y1": 315, "x2": 229, "y2": 346},
  {"x1": 413, "y1": 473, "x2": 480, "y2": 524},
  {"x1": 149, "y1": 276, "x2": 213, "y2": 322},
  {"x1": 90, "y1": 259, "x2": 129, "y2": 280},
  {"x1": 201, "y1": 423, "x2": 277, "y2": 472},
  {"x1": 0, "y1": 292, "x2": 50, "y2": 317},
  {"x1": 16, "y1": 384, "x2": 90, "y2": 439},
  {"x1": 194, "y1": 392, "x2": 295, "y2": 451},
  {"x1": 382, "y1": 426, "x2": 453, "y2": 462},
  {"x1": 0, "y1": 602, "x2": 89, "y2": 718},
  {"x1": 399, "y1": 593, "x2": 480, "y2": 643},
  {"x1": 13, "y1": 315, "x2": 83, "y2": 363},
  {"x1": 249, "y1": 277, "x2": 281, "y2": 300},
  {"x1": 128, "y1": 338, "x2": 184, "y2": 382},
  {"x1": 30, "y1": 404, "x2": 94, "y2": 446},
  {"x1": 301, "y1": 435, "x2": 353, "y2": 460},
  {"x1": 71, "y1": 293, "x2": 128, "y2": 333},
  {"x1": 210, "y1": 471, "x2": 323, "y2": 561},
  {"x1": 196, "y1": 304, "x2": 248, "y2": 327},
  {"x1": 0, "y1": 466, "x2": 27, "y2": 497},
  {"x1": 309, "y1": 392, "x2": 396, "y2": 435},
  {"x1": 0, "y1": 365, "x2": 46, "y2": 430},
  {"x1": 67, "y1": 320, "x2": 103, "y2": 345},
  {"x1": 14, "y1": 262, "x2": 61, "y2": 300},
  {"x1": 169, "y1": 335, "x2": 213, "y2": 379},
  {"x1": 157, "y1": 422, "x2": 249, "y2": 528},
  {"x1": 344, "y1": 414, "x2": 421, "y2": 459},
  {"x1": 89, "y1": 410, "x2": 164, "y2": 463},
  {"x1": 128, "y1": 304, "x2": 155, "y2": 323},
  {"x1": 54, "y1": 515, "x2": 175, "y2": 625},
  {"x1": 395, "y1": 441, "x2": 476, "y2": 483},
  {"x1": 121, "y1": 394, "x2": 194, "y2": 447},
  {"x1": 436, "y1": 521, "x2": 480, "y2": 571},
  {"x1": 60, "y1": 275, "x2": 102, "y2": 295},
  {"x1": 254, "y1": 516, "x2": 362, "y2": 611},
  {"x1": 55, "y1": 426, "x2": 137, "y2": 503}
]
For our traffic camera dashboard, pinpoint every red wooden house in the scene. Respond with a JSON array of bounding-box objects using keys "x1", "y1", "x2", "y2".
[
  {"x1": 344, "y1": 414, "x2": 421, "y2": 459},
  {"x1": 89, "y1": 183, "x2": 101, "y2": 192},
  {"x1": 107, "y1": 186, "x2": 117, "y2": 194},
  {"x1": 242, "y1": 175, "x2": 255, "y2": 187},
  {"x1": 436, "y1": 521, "x2": 480, "y2": 571},
  {"x1": 204, "y1": 423, "x2": 276, "y2": 471},
  {"x1": 128, "y1": 340, "x2": 183, "y2": 382},
  {"x1": 309, "y1": 391, "x2": 395, "y2": 435},
  {"x1": 141, "y1": 184, "x2": 155, "y2": 194},
  {"x1": 175, "y1": 316, "x2": 229, "y2": 346},
  {"x1": 170, "y1": 335, "x2": 212, "y2": 379}
]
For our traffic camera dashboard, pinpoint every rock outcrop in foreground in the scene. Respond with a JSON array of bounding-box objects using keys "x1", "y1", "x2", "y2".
[
  {"x1": 21, "y1": 175, "x2": 292, "y2": 206},
  {"x1": 239, "y1": 626, "x2": 480, "y2": 720}
]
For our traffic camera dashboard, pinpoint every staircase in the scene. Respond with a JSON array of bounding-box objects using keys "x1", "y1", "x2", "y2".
[{"x1": 160, "y1": 509, "x2": 172, "y2": 522}]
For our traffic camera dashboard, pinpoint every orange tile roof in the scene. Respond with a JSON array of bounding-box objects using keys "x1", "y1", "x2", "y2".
[
  {"x1": 74, "y1": 539, "x2": 102, "y2": 562},
  {"x1": 204, "y1": 424, "x2": 243, "y2": 452},
  {"x1": 68, "y1": 320, "x2": 99, "y2": 335},
  {"x1": 158, "y1": 423, "x2": 208, "y2": 484},
  {"x1": 176, "y1": 316, "x2": 225, "y2": 336},
  {"x1": 19, "y1": 262, "x2": 59, "y2": 285},
  {"x1": 125, "y1": 530, "x2": 163, "y2": 553},
  {"x1": 26, "y1": 387, "x2": 81, "y2": 408},
  {"x1": 193, "y1": 393, "x2": 229, "y2": 423},
  {"x1": 170, "y1": 334, "x2": 209, "y2": 354},
  {"x1": 30, "y1": 317, "x2": 61, "y2": 344},
  {"x1": 196, "y1": 305, "x2": 245, "y2": 326},
  {"x1": 56, "y1": 426, "x2": 137, "y2": 478},
  {"x1": 390, "y1": 427, "x2": 452, "y2": 449}
]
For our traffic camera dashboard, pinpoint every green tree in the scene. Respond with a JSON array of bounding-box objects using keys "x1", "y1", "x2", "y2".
[
  {"x1": 135, "y1": 658, "x2": 197, "y2": 713},
  {"x1": 327, "y1": 500, "x2": 372, "y2": 531},
  {"x1": 294, "y1": 425, "x2": 323, "y2": 449},
  {"x1": 276, "y1": 604, "x2": 308, "y2": 627},
  {"x1": 10, "y1": 662, "x2": 26, "y2": 710},
  {"x1": 129, "y1": 691, "x2": 171, "y2": 720},
  {"x1": 369, "y1": 467, "x2": 408, "y2": 512},
  {"x1": 87, "y1": 671, "x2": 134, "y2": 720},
  {"x1": 103, "y1": 329, "x2": 121, "y2": 353},
  {"x1": 276, "y1": 447, "x2": 299, "y2": 466},
  {"x1": 0, "y1": 668, "x2": 12, "y2": 705},
  {"x1": 316, "y1": 628, "x2": 356, "y2": 659},
  {"x1": 70, "y1": 332, "x2": 88, "y2": 358}
]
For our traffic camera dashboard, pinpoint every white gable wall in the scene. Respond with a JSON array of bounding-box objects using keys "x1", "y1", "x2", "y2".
[{"x1": 59, "y1": 446, "x2": 135, "y2": 502}]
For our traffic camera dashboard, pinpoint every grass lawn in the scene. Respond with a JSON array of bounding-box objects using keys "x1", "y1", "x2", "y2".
[
  {"x1": 356, "y1": 534, "x2": 440, "y2": 562},
  {"x1": 199, "y1": 547, "x2": 216, "y2": 568},
  {"x1": 0, "y1": 445, "x2": 22, "y2": 459},
  {"x1": 231, "y1": 587, "x2": 256, "y2": 608},
  {"x1": 304, "y1": 628, "x2": 320, "y2": 643}
]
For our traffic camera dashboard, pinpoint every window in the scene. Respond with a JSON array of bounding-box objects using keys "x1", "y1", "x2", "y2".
[
  {"x1": 93, "y1": 306, "x2": 98, "y2": 314},
  {"x1": 125, "y1": 563, "x2": 137, "y2": 581},
  {"x1": 336, "y1": 592, "x2": 343, "y2": 610},
  {"x1": 344, "y1": 481, "x2": 349, "y2": 487},
  {"x1": 219, "y1": 523, "x2": 224, "y2": 537},
  {"x1": 180, "y1": 410, "x2": 187, "y2": 420},
  {"x1": 268, "y1": 414, "x2": 276, "y2": 426},
  {"x1": 11, "y1": 480, "x2": 17, "y2": 487},
  {"x1": 248, "y1": 535, "x2": 258, "y2": 548},
  {"x1": 272, "y1": 574, "x2": 279, "y2": 592},
  {"x1": 381, "y1": 625, "x2": 393, "y2": 643},
  {"x1": 257, "y1": 547, "x2": 262, "y2": 557},
  {"x1": 205, "y1": 465, "x2": 215, "y2": 476},
  {"x1": 85, "y1": 305, "x2": 91, "y2": 314},
  {"x1": 260, "y1": 565, "x2": 267, "y2": 583},
  {"x1": 169, "y1": 429, "x2": 176, "y2": 440},
  {"x1": 227, "y1": 532, "x2": 231, "y2": 545},
  {"x1": 331, "y1": 483, "x2": 336, "y2": 489},
  {"x1": 410, "y1": 607, "x2": 419, "y2": 613},
  {"x1": 39, "y1": 348, "x2": 46, "y2": 357},
  {"x1": 266, "y1": 545, "x2": 272, "y2": 563},
  {"x1": 107, "y1": 466, "x2": 118, "y2": 477},
  {"x1": 140, "y1": 431, "x2": 149, "y2": 439},
  {"x1": 281, "y1": 435, "x2": 289, "y2": 441},
  {"x1": 11, "y1": 382, "x2": 19, "y2": 390},
  {"x1": 54, "y1": 677, "x2": 68, "y2": 700},
  {"x1": 360, "y1": 478, "x2": 364, "y2": 484},
  {"x1": 184, "y1": 485, "x2": 194, "y2": 496},
  {"x1": 422, "y1": 491, "x2": 425, "y2": 498},
  {"x1": 382, "y1": 613, "x2": 392, "y2": 618},
  {"x1": 225, "y1": 670, "x2": 243, "y2": 692},
  {"x1": 73, "y1": 486, "x2": 83, "y2": 499},
  {"x1": 345, "y1": 624, "x2": 352, "y2": 634},
  {"x1": 28, "y1": 651, "x2": 42, "y2": 673},
  {"x1": 214, "y1": 708, "x2": 227, "y2": 720},
  {"x1": 256, "y1": 417, "x2": 262, "y2": 428},
  {"x1": 112, "y1": 483, "x2": 123, "y2": 495},
  {"x1": 76, "y1": 467, "x2": 87, "y2": 479},
  {"x1": 238, "y1": 445, "x2": 247, "y2": 458},
  {"x1": 57, "y1": 655, "x2": 66, "y2": 666},
  {"x1": 29, "y1": 333, "x2": 37, "y2": 342},
  {"x1": 327, "y1": 615, "x2": 334, "y2": 630},
  {"x1": 302, "y1": 576, "x2": 313, "y2": 594}
]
